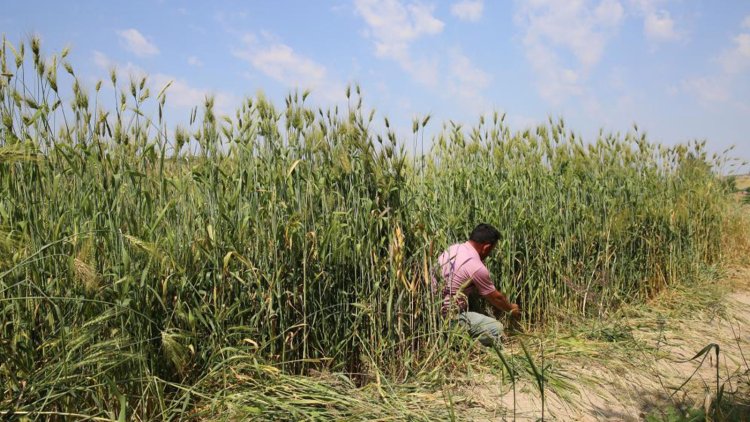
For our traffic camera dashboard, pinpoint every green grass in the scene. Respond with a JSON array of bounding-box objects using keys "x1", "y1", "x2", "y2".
[{"x1": 0, "y1": 37, "x2": 740, "y2": 420}]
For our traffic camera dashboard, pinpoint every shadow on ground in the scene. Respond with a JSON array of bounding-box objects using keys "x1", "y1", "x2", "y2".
[{"x1": 638, "y1": 387, "x2": 750, "y2": 421}]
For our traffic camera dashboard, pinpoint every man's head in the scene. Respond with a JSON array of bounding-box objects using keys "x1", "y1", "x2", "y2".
[{"x1": 469, "y1": 223, "x2": 500, "y2": 260}]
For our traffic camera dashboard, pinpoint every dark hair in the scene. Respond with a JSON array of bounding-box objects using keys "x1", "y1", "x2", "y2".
[{"x1": 469, "y1": 223, "x2": 500, "y2": 245}]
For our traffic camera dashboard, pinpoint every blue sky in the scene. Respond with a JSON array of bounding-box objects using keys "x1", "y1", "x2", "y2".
[{"x1": 4, "y1": 0, "x2": 750, "y2": 168}]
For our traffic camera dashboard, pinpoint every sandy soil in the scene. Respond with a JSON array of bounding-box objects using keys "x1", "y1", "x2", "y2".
[
  {"x1": 735, "y1": 175, "x2": 750, "y2": 191},
  {"x1": 452, "y1": 267, "x2": 750, "y2": 421}
]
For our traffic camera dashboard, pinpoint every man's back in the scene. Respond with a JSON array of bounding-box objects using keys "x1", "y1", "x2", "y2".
[{"x1": 436, "y1": 242, "x2": 496, "y2": 314}]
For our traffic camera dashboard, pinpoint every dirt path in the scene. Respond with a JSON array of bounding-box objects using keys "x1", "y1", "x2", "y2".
[{"x1": 453, "y1": 267, "x2": 750, "y2": 421}]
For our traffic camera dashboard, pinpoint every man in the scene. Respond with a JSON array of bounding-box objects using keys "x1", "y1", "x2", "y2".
[{"x1": 435, "y1": 223, "x2": 520, "y2": 346}]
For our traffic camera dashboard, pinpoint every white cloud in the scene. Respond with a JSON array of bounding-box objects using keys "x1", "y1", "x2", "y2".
[
  {"x1": 93, "y1": 51, "x2": 112, "y2": 69},
  {"x1": 631, "y1": 0, "x2": 682, "y2": 43},
  {"x1": 595, "y1": 0, "x2": 625, "y2": 27},
  {"x1": 92, "y1": 50, "x2": 147, "y2": 79},
  {"x1": 446, "y1": 49, "x2": 492, "y2": 112},
  {"x1": 682, "y1": 20, "x2": 749, "y2": 108},
  {"x1": 643, "y1": 9, "x2": 680, "y2": 42},
  {"x1": 353, "y1": 0, "x2": 492, "y2": 111},
  {"x1": 582, "y1": 95, "x2": 605, "y2": 122},
  {"x1": 682, "y1": 76, "x2": 730, "y2": 103},
  {"x1": 719, "y1": 33, "x2": 750, "y2": 75},
  {"x1": 401, "y1": 57, "x2": 441, "y2": 87},
  {"x1": 451, "y1": 0, "x2": 484, "y2": 22},
  {"x1": 354, "y1": 0, "x2": 444, "y2": 85},
  {"x1": 233, "y1": 33, "x2": 345, "y2": 102},
  {"x1": 117, "y1": 29, "x2": 160, "y2": 57},
  {"x1": 608, "y1": 66, "x2": 627, "y2": 90},
  {"x1": 515, "y1": 0, "x2": 623, "y2": 104},
  {"x1": 506, "y1": 114, "x2": 539, "y2": 131},
  {"x1": 91, "y1": 51, "x2": 236, "y2": 114},
  {"x1": 187, "y1": 56, "x2": 203, "y2": 67},
  {"x1": 151, "y1": 74, "x2": 236, "y2": 113},
  {"x1": 615, "y1": 93, "x2": 635, "y2": 113}
]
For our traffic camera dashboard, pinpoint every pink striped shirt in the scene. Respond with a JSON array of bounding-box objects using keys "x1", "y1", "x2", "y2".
[{"x1": 434, "y1": 242, "x2": 496, "y2": 313}]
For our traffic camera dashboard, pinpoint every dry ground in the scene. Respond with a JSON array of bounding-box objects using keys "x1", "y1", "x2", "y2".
[
  {"x1": 734, "y1": 175, "x2": 750, "y2": 204},
  {"x1": 440, "y1": 190, "x2": 750, "y2": 421},
  {"x1": 446, "y1": 266, "x2": 750, "y2": 421},
  {"x1": 735, "y1": 175, "x2": 750, "y2": 191}
]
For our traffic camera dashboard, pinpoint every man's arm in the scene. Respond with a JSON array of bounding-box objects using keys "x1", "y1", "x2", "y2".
[
  {"x1": 483, "y1": 290, "x2": 520, "y2": 317},
  {"x1": 469, "y1": 266, "x2": 520, "y2": 317}
]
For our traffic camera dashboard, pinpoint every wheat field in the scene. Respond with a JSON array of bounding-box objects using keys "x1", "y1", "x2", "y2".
[{"x1": 0, "y1": 37, "x2": 740, "y2": 420}]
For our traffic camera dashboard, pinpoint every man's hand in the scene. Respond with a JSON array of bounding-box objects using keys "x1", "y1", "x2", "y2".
[{"x1": 509, "y1": 303, "x2": 521, "y2": 318}]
